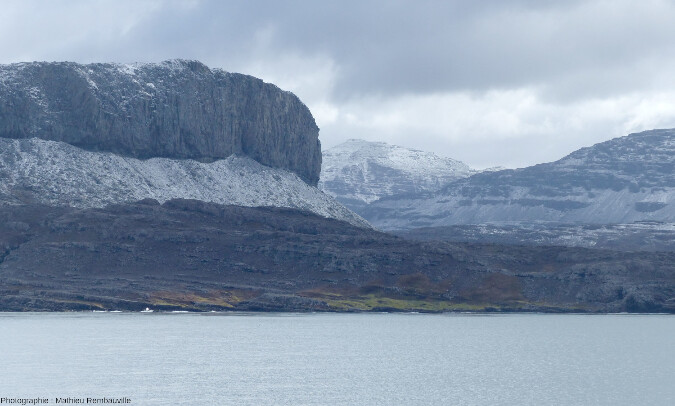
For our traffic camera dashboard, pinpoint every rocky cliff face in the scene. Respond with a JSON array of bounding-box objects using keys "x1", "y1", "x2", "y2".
[{"x1": 0, "y1": 60, "x2": 321, "y2": 185}]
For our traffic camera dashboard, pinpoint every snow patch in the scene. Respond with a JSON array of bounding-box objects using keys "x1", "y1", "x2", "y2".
[
  {"x1": 0, "y1": 138, "x2": 369, "y2": 228},
  {"x1": 320, "y1": 139, "x2": 475, "y2": 204}
]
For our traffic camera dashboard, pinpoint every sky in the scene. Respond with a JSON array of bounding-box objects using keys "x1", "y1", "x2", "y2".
[{"x1": 2, "y1": 0, "x2": 675, "y2": 169}]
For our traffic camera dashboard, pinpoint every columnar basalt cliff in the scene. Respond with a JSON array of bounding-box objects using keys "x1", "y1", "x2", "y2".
[{"x1": 0, "y1": 60, "x2": 321, "y2": 185}]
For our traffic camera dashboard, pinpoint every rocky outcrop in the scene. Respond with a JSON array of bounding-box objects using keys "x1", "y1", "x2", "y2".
[
  {"x1": 397, "y1": 222, "x2": 675, "y2": 252},
  {"x1": 0, "y1": 60, "x2": 321, "y2": 185},
  {"x1": 1, "y1": 200, "x2": 673, "y2": 313}
]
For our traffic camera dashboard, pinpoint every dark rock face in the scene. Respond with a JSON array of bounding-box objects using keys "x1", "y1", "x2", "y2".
[
  {"x1": 0, "y1": 60, "x2": 321, "y2": 185},
  {"x1": 397, "y1": 222, "x2": 675, "y2": 252},
  {"x1": 1, "y1": 200, "x2": 673, "y2": 313}
]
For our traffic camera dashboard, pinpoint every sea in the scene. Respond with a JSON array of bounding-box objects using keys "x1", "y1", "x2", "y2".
[{"x1": 0, "y1": 312, "x2": 672, "y2": 406}]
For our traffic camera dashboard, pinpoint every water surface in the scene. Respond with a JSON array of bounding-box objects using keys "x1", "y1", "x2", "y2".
[{"x1": 0, "y1": 313, "x2": 672, "y2": 405}]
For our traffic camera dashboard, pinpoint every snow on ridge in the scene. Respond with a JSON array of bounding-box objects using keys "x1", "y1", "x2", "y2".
[
  {"x1": 319, "y1": 139, "x2": 474, "y2": 204},
  {"x1": 366, "y1": 129, "x2": 675, "y2": 229},
  {"x1": 118, "y1": 63, "x2": 140, "y2": 76},
  {"x1": 324, "y1": 139, "x2": 470, "y2": 175},
  {"x1": 0, "y1": 138, "x2": 369, "y2": 228},
  {"x1": 112, "y1": 60, "x2": 205, "y2": 76}
]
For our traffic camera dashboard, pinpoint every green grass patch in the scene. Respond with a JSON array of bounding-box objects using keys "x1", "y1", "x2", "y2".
[
  {"x1": 322, "y1": 295, "x2": 489, "y2": 312},
  {"x1": 148, "y1": 289, "x2": 260, "y2": 309}
]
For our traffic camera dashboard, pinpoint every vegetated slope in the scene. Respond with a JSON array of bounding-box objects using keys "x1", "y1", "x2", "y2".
[
  {"x1": 0, "y1": 138, "x2": 368, "y2": 227},
  {"x1": 0, "y1": 60, "x2": 321, "y2": 185},
  {"x1": 366, "y1": 129, "x2": 675, "y2": 229},
  {"x1": 319, "y1": 139, "x2": 474, "y2": 215},
  {"x1": 0, "y1": 200, "x2": 672, "y2": 313}
]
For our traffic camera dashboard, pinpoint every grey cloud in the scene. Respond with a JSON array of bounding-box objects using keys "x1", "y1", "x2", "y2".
[
  {"x1": 154, "y1": 0, "x2": 675, "y2": 102},
  {"x1": 3, "y1": 0, "x2": 675, "y2": 169},
  {"x1": 6, "y1": 0, "x2": 675, "y2": 103}
]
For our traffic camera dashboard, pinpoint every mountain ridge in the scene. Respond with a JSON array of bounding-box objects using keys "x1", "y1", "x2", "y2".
[
  {"x1": 319, "y1": 139, "x2": 474, "y2": 217},
  {"x1": 362, "y1": 129, "x2": 675, "y2": 229}
]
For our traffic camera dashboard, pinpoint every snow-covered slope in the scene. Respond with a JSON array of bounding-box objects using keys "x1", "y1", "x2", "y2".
[
  {"x1": 366, "y1": 129, "x2": 675, "y2": 229},
  {"x1": 319, "y1": 139, "x2": 474, "y2": 213},
  {"x1": 0, "y1": 138, "x2": 369, "y2": 228}
]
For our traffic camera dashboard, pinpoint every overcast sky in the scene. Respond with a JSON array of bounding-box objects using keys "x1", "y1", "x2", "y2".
[{"x1": 2, "y1": 0, "x2": 675, "y2": 168}]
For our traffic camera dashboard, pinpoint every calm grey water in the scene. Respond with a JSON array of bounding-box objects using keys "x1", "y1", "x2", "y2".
[{"x1": 0, "y1": 313, "x2": 672, "y2": 406}]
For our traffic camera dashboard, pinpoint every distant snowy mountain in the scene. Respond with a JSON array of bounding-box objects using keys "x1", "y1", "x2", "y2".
[
  {"x1": 319, "y1": 139, "x2": 474, "y2": 215},
  {"x1": 0, "y1": 138, "x2": 369, "y2": 228},
  {"x1": 366, "y1": 129, "x2": 675, "y2": 230}
]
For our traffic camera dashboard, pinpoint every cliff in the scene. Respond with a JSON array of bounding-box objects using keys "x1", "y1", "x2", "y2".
[{"x1": 0, "y1": 60, "x2": 321, "y2": 185}]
